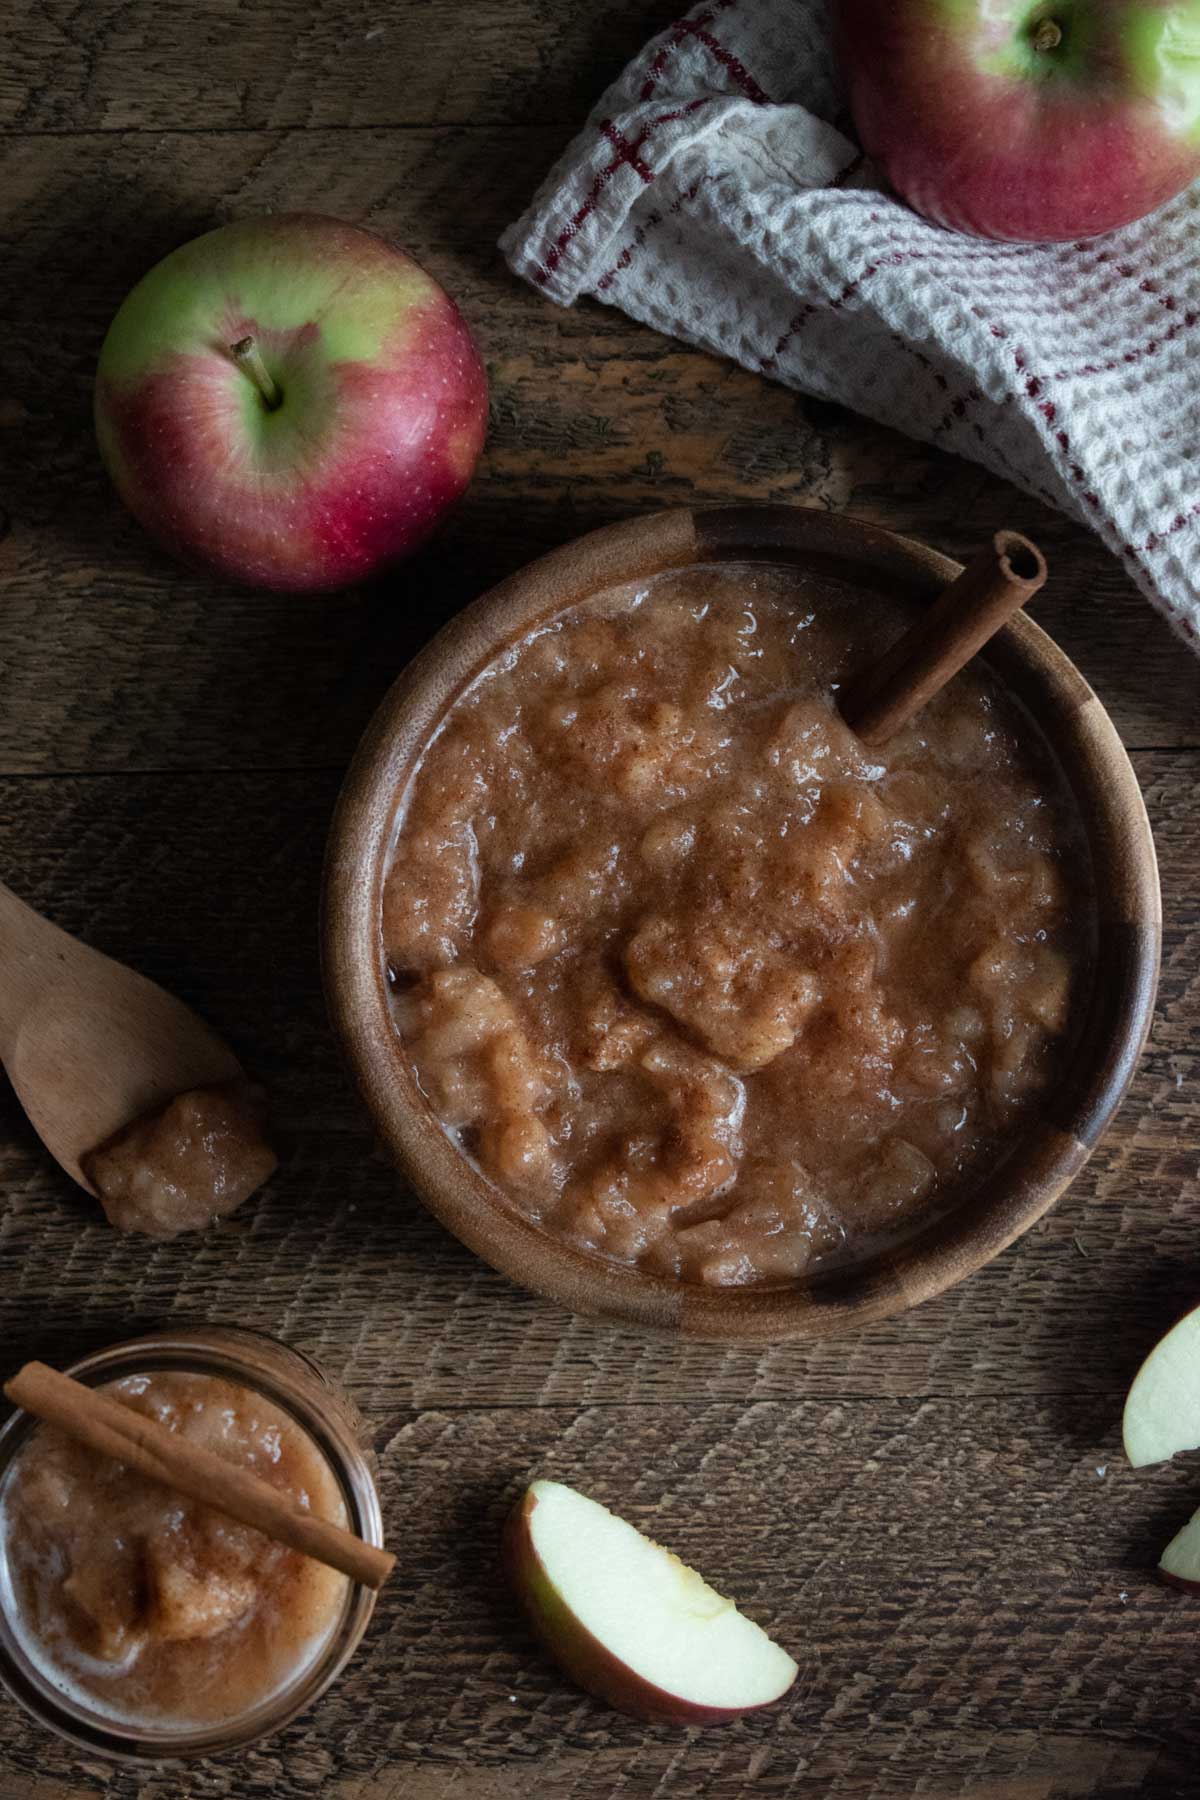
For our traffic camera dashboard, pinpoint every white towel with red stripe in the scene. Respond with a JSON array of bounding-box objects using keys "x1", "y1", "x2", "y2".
[{"x1": 500, "y1": 0, "x2": 1200, "y2": 652}]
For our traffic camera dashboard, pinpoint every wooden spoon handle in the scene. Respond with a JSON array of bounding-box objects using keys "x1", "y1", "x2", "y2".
[
  {"x1": 839, "y1": 530, "x2": 1048, "y2": 746},
  {"x1": 0, "y1": 880, "x2": 60, "y2": 1063}
]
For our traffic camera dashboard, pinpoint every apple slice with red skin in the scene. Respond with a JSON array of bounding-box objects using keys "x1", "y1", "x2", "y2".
[
  {"x1": 1121, "y1": 1308, "x2": 1200, "y2": 1595},
  {"x1": 1122, "y1": 1303, "x2": 1200, "y2": 1469},
  {"x1": 1160, "y1": 1507, "x2": 1200, "y2": 1592},
  {"x1": 503, "y1": 1479, "x2": 798, "y2": 1724}
]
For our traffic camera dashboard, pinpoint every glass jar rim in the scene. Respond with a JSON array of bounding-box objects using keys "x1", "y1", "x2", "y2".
[{"x1": 0, "y1": 1326, "x2": 382, "y2": 1762}]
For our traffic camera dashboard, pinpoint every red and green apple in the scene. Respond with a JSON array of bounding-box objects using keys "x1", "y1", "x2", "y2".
[
  {"x1": 95, "y1": 213, "x2": 487, "y2": 592},
  {"x1": 835, "y1": 1, "x2": 1200, "y2": 242},
  {"x1": 503, "y1": 1479, "x2": 798, "y2": 1724}
]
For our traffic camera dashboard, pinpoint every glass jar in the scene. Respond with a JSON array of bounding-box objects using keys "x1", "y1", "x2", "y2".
[{"x1": 0, "y1": 1325, "x2": 383, "y2": 1761}]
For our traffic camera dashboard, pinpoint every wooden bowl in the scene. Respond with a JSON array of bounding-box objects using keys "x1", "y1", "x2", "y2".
[{"x1": 322, "y1": 507, "x2": 1161, "y2": 1340}]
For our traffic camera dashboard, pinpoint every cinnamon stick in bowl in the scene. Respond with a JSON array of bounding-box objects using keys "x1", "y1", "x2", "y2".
[{"x1": 839, "y1": 529, "x2": 1048, "y2": 744}]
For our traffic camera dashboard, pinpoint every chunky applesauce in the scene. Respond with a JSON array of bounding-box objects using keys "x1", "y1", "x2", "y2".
[
  {"x1": 0, "y1": 1372, "x2": 348, "y2": 1727},
  {"x1": 381, "y1": 562, "x2": 1092, "y2": 1287},
  {"x1": 81, "y1": 1080, "x2": 278, "y2": 1239}
]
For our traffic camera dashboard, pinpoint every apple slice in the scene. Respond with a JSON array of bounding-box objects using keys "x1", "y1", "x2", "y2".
[
  {"x1": 1122, "y1": 1304, "x2": 1200, "y2": 1469},
  {"x1": 503, "y1": 1479, "x2": 798, "y2": 1724},
  {"x1": 1160, "y1": 1505, "x2": 1200, "y2": 1593}
]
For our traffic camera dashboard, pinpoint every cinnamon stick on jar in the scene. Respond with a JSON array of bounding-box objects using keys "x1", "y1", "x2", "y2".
[{"x1": 3, "y1": 1361, "x2": 394, "y2": 1590}]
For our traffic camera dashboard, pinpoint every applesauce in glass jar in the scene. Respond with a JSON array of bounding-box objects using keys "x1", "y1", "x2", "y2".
[{"x1": 0, "y1": 1327, "x2": 382, "y2": 1760}]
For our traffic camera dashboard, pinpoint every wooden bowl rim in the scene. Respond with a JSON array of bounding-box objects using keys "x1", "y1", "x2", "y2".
[{"x1": 322, "y1": 505, "x2": 1161, "y2": 1340}]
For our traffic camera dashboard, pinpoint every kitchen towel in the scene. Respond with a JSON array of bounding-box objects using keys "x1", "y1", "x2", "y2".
[{"x1": 500, "y1": 0, "x2": 1200, "y2": 652}]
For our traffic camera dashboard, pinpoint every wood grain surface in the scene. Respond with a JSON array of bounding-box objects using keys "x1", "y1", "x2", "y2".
[{"x1": 2, "y1": 4, "x2": 1200, "y2": 1796}]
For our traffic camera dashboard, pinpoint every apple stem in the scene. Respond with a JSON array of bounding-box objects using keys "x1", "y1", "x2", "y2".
[
  {"x1": 1032, "y1": 17, "x2": 1062, "y2": 51},
  {"x1": 230, "y1": 336, "x2": 281, "y2": 410}
]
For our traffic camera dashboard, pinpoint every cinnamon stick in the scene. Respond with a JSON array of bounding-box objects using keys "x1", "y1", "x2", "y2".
[
  {"x1": 4, "y1": 1361, "x2": 394, "y2": 1591},
  {"x1": 839, "y1": 529, "x2": 1048, "y2": 745}
]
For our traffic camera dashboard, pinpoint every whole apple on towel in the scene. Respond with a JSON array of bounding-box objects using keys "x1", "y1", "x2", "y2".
[
  {"x1": 836, "y1": 0, "x2": 1200, "y2": 242},
  {"x1": 95, "y1": 214, "x2": 487, "y2": 592}
]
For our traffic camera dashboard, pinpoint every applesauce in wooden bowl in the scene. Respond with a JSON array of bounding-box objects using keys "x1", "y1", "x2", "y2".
[{"x1": 323, "y1": 508, "x2": 1160, "y2": 1339}]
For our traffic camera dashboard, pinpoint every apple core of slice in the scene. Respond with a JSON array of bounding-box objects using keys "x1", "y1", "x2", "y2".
[
  {"x1": 503, "y1": 1479, "x2": 798, "y2": 1724},
  {"x1": 1122, "y1": 1304, "x2": 1200, "y2": 1469}
]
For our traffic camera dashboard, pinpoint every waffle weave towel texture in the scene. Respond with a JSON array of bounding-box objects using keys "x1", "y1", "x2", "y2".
[{"x1": 500, "y1": 0, "x2": 1200, "y2": 652}]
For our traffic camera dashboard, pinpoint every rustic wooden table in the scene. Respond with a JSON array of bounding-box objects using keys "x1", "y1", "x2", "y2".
[{"x1": 3, "y1": 4, "x2": 1200, "y2": 1796}]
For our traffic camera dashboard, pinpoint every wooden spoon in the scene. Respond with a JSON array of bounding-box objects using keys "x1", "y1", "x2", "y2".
[
  {"x1": 838, "y1": 529, "x2": 1048, "y2": 744},
  {"x1": 0, "y1": 880, "x2": 241, "y2": 1196}
]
